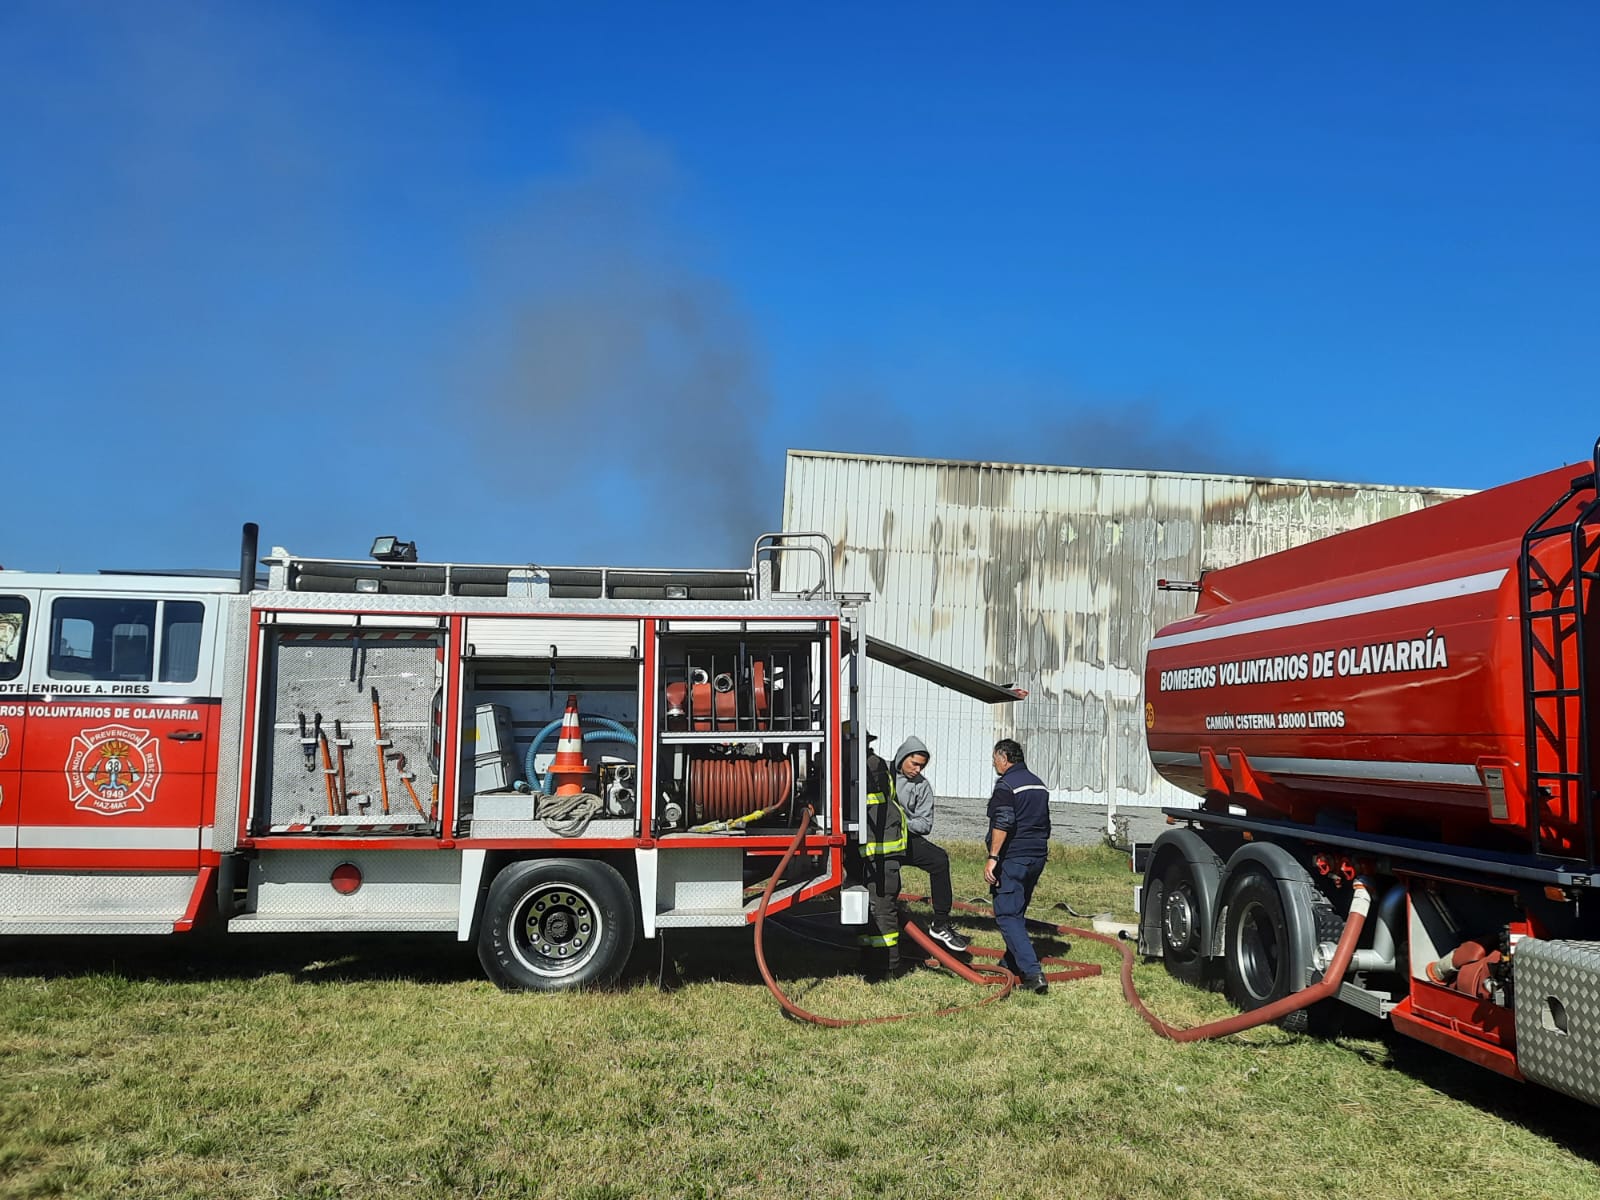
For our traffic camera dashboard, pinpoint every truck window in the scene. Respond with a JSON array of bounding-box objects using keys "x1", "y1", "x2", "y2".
[
  {"x1": 0, "y1": 597, "x2": 27, "y2": 681},
  {"x1": 159, "y1": 600, "x2": 205, "y2": 683},
  {"x1": 47, "y1": 597, "x2": 208, "y2": 684},
  {"x1": 50, "y1": 598, "x2": 157, "y2": 682}
]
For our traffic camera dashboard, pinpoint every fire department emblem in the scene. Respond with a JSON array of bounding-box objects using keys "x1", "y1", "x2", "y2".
[
  {"x1": 0, "y1": 725, "x2": 9, "y2": 760},
  {"x1": 65, "y1": 724, "x2": 163, "y2": 816}
]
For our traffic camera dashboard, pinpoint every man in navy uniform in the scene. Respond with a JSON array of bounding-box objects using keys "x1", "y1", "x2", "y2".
[{"x1": 983, "y1": 738, "x2": 1052, "y2": 994}]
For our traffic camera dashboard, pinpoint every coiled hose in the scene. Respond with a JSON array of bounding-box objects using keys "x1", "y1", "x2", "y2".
[
  {"x1": 522, "y1": 716, "x2": 637, "y2": 794},
  {"x1": 690, "y1": 757, "x2": 793, "y2": 821}
]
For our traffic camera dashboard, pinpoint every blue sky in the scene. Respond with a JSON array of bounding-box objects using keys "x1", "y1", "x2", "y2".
[{"x1": 3, "y1": 3, "x2": 1596, "y2": 573}]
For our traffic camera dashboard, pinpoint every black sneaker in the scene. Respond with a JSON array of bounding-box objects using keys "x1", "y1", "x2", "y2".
[
  {"x1": 927, "y1": 921, "x2": 971, "y2": 954},
  {"x1": 1021, "y1": 973, "x2": 1049, "y2": 995}
]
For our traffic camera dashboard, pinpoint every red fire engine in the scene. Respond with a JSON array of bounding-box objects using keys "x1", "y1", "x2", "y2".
[
  {"x1": 1142, "y1": 440, "x2": 1600, "y2": 1107},
  {"x1": 0, "y1": 529, "x2": 1016, "y2": 989}
]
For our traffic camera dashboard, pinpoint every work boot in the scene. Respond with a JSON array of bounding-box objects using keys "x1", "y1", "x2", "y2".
[
  {"x1": 1021, "y1": 973, "x2": 1049, "y2": 995},
  {"x1": 926, "y1": 920, "x2": 971, "y2": 954}
]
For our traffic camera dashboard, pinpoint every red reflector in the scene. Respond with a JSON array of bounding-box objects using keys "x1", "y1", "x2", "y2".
[{"x1": 330, "y1": 862, "x2": 363, "y2": 895}]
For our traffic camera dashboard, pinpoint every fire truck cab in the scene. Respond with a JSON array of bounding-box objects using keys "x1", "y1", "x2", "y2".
[{"x1": 0, "y1": 528, "x2": 1017, "y2": 990}]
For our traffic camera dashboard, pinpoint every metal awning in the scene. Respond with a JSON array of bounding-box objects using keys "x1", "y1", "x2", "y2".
[{"x1": 864, "y1": 635, "x2": 1026, "y2": 704}]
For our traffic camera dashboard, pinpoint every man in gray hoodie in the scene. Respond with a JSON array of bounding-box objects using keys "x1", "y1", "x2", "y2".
[{"x1": 892, "y1": 736, "x2": 970, "y2": 953}]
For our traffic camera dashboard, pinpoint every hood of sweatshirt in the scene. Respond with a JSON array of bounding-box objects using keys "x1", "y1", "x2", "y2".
[{"x1": 893, "y1": 736, "x2": 930, "y2": 775}]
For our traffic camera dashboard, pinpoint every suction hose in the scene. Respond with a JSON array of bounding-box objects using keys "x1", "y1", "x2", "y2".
[{"x1": 522, "y1": 716, "x2": 637, "y2": 794}]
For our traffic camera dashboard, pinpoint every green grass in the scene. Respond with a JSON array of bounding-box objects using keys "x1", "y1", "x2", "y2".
[{"x1": 2, "y1": 845, "x2": 1595, "y2": 1199}]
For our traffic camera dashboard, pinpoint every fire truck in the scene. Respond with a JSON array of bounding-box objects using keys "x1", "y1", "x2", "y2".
[
  {"x1": 0, "y1": 528, "x2": 1017, "y2": 989},
  {"x1": 1141, "y1": 441, "x2": 1600, "y2": 1107}
]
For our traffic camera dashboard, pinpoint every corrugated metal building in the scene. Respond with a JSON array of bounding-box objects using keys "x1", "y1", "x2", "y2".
[{"x1": 782, "y1": 449, "x2": 1469, "y2": 812}]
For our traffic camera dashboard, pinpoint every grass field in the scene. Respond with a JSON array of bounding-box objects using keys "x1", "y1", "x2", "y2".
[{"x1": 3, "y1": 845, "x2": 1596, "y2": 1199}]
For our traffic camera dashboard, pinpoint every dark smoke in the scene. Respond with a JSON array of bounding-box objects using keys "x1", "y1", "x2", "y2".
[
  {"x1": 462, "y1": 127, "x2": 775, "y2": 565},
  {"x1": 1004, "y1": 404, "x2": 1282, "y2": 477},
  {"x1": 796, "y1": 387, "x2": 1281, "y2": 479}
]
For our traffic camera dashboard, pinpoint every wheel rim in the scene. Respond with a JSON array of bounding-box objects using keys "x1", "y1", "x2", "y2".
[
  {"x1": 1162, "y1": 883, "x2": 1198, "y2": 956},
  {"x1": 510, "y1": 883, "x2": 602, "y2": 978},
  {"x1": 1233, "y1": 897, "x2": 1281, "y2": 1002}
]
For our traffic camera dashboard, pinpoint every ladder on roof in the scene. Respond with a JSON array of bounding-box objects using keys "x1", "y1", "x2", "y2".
[{"x1": 1519, "y1": 438, "x2": 1600, "y2": 865}]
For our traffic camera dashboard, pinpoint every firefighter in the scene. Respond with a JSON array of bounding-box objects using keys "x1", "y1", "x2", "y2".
[
  {"x1": 984, "y1": 738, "x2": 1052, "y2": 994},
  {"x1": 891, "y1": 735, "x2": 970, "y2": 953},
  {"x1": 857, "y1": 733, "x2": 908, "y2": 980}
]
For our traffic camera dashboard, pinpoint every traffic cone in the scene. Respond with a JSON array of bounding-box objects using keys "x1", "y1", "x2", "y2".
[{"x1": 547, "y1": 694, "x2": 591, "y2": 795}]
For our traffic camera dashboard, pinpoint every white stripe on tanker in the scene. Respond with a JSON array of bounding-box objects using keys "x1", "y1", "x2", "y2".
[{"x1": 1148, "y1": 569, "x2": 1507, "y2": 651}]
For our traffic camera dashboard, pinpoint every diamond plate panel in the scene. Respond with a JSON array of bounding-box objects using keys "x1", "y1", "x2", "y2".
[
  {"x1": 256, "y1": 591, "x2": 841, "y2": 619},
  {"x1": 655, "y1": 848, "x2": 743, "y2": 914},
  {"x1": 0, "y1": 872, "x2": 196, "y2": 928},
  {"x1": 1514, "y1": 938, "x2": 1600, "y2": 1106},
  {"x1": 212, "y1": 596, "x2": 252, "y2": 852},
  {"x1": 228, "y1": 914, "x2": 457, "y2": 933},
  {"x1": 246, "y1": 848, "x2": 459, "y2": 916},
  {"x1": 258, "y1": 633, "x2": 439, "y2": 829}
]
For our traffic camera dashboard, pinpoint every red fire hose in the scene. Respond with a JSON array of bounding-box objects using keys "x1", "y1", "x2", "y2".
[
  {"x1": 754, "y1": 808, "x2": 1375, "y2": 1040},
  {"x1": 944, "y1": 879, "x2": 1373, "y2": 1042},
  {"x1": 754, "y1": 808, "x2": 1101, "y2": 1027}
]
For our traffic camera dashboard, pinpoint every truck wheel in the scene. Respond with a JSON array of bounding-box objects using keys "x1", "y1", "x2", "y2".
[
  {"x1": 1156, "y1": 858, "x2": 1212, "y2": 987},
  {"x1": 1222, "y1": 868, "x2": 1300, "y2": 1021},
  {"x1": 478, "y1": 858, "x2": 637, "y2": 992}
]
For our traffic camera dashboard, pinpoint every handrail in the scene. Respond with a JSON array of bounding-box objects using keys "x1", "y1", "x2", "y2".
[{"x1": 752, "y1": 532, "x2": 836, "y2": 599}]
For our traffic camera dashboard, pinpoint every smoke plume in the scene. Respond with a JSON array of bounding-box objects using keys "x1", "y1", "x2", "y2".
[{"x1": 462, "y1": 127, "x2": 775, "y2": 565}]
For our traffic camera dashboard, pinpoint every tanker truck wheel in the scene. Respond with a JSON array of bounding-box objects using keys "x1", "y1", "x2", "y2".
[
  {"x1": 478, "y1": 858, "x2": 637, "y2": 992},
  {"x1": 1155, "y1": 858, "x2": 1213, "y2": 988},
  {"x1": 1220, "y1": 867, "x2": 1346, "y2": 1035},
  {"x1": 1221, "y1": 868, "x2": 1310, "y2": 1032}
]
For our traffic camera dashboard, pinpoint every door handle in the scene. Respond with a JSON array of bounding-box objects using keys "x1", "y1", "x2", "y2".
[{"x1": 167, "y1": 730, "x2": 203, "y2": 742}]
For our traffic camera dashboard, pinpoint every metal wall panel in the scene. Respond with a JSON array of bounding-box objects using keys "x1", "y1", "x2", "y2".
[{"x1": 784, "y1": 450, "x2": 1467, "y2": 810}]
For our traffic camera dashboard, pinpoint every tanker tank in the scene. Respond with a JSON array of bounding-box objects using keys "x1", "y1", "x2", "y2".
[{"x1": 1145, "y1": 459, "x2": 1599, "y2": 860}]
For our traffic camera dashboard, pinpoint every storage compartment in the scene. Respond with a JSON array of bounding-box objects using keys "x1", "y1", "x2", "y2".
[
  {"x1": 252, "y1": 623, "x2": 443, "y2": 835},
  {"x1": 458, "y1": 634, "x2": 642, "y2": 836}
]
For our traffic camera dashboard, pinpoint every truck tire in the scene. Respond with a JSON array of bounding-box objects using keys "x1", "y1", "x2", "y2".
[
  {"x1": 478, "y1": 858, "x2": 637, "y2": 992},
  {"x1": 1155, "y1": 857, "x2": 1213, "y2": 988},
  {"x1": 1222, "y1": 867, "x2": 1306, "y2": 1029}
]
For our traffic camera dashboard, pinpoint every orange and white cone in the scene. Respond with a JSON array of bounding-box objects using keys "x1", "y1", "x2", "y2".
[{"x1": 546, "y1": 693, "x2": 591, "y2": 796}]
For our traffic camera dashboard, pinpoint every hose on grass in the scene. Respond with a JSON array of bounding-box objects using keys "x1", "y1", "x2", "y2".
[
  {"x1": 933, "y1": 879, "x2": 1374, "y2": 1042},
  {"x1": 756, "y1": 809, "x2": 1375, "y2": 1040},
  {"x1": 753, "y1": 808, "x2": 1103, "y2": 1027}
]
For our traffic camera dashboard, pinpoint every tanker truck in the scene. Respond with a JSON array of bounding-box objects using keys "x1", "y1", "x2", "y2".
[{"x1": 1141, "y1": 441, "x2": 1600, "y2": 1106}]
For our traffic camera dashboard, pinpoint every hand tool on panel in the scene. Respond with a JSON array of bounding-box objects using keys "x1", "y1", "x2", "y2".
[
  {"x1": 370, "y1": 686, "x2": 392, "y2": 815},
  {"x1": 332, "y1": 718, "x2": 352, "y2": 815},
  {"x1": 298, "y1": 712, "x2": 317, "y2": 772},
  {"x1": 314, "y1": 712, "x2": 338, "y2": 816}
]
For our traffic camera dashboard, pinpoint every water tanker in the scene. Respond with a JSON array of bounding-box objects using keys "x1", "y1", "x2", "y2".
[{"x1": 1139, "y1": 441, "x2": 1600, "y2": 1107}]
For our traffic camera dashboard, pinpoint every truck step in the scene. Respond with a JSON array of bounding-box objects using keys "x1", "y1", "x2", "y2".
[
  {"x1": 653, "y1": 906, "x2": 750, "y2": 928},
  {"x1": 654, "y1": 876, "x2": 822, "y2": 928},
  {"x1": 227, "y1": 913, "x2": 456, "y2": 933},
  {"x1": 0, "y1": 916, "x2": 179, "y2": 935}
]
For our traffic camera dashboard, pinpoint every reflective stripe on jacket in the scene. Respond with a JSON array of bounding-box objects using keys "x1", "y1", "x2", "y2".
[{"x1": 863, "y1": 755, "x2": 908, "y2": 858}]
